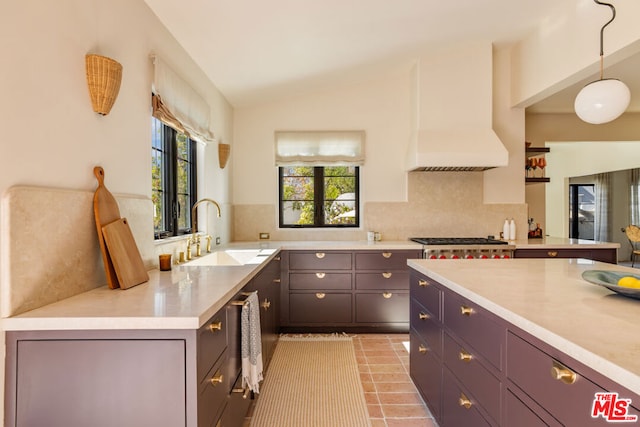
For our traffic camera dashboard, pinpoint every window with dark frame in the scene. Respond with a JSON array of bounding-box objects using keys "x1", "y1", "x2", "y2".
[
  {"x1": 279, "y1": 166, "x2": 359, "y2": 227},
  {"x1": 152, "y1": 117, "x2": 197, "y2": 239}
]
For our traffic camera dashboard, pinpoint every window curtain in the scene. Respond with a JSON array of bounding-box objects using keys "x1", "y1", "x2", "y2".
[
  {"x1": 274, "y1": 131, "x2": 365, "y2": 166},
  {"x1": 151, "y1": 55, "x2": 214, "y2": 143},
  {"x1": 594, "y1": 173, "x2": 612, "y2": 242},
  {"x1": 630, "y1": 168, "x2": 640, "y2": 225}
]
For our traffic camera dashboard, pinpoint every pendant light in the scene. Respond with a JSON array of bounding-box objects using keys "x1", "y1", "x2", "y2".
[{"x1": 574, "y1": 0, "x2": 630, "y2": 124}]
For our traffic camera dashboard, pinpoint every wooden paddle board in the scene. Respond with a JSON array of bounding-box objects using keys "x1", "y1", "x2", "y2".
[
  {"x1": 93, "y1": 166, "x2": 121, "y2": 289},
  {"x1": 101, "y1": 218, "x2": 149, "y2": 290}
]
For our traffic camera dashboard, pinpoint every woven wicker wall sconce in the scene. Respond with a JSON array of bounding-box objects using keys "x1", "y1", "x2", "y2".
[
  {"x1": 218, "y1": 143, "x2": 230, "y2": 169},
  {"x1": 85, "y1": 54, "x2": 123, "y2": 115}
]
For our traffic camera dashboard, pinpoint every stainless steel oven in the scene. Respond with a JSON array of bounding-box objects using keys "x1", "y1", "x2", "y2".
[{"x1": 410, "y1": 237, "x2": 515, "y2": 260}]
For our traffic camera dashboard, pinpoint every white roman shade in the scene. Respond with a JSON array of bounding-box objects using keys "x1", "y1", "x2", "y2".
[
  {"x1": 151, "y1": 55, "x2": 214, "y2": 143},
  {"x1": 275, "y1": 131, "x2": 365, "y2": 166}
]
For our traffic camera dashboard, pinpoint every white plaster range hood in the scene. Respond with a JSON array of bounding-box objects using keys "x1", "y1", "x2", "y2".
[{"x1": 406, "y1": 42, "x2": 508, "y2": 172}]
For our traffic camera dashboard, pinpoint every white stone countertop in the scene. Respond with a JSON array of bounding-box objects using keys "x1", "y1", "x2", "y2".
[
  {"x1": 2, "y1": 240, "x2": 421, "y2": 332},
  {"x1": 512, "y1": 236, "x2": 620, "y2": 249},
  {"x1": 407, "y1": 258, "x2": 640, "y2": 395}
]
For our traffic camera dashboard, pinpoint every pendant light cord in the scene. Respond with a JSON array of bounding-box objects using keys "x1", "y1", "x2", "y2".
[{"x1": 594, "y1": 0, "x2": 616, "y2": 80}]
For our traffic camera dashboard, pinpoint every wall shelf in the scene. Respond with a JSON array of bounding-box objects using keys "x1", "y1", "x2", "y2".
[
  {"x1": 526, "y1": 177, "x2": 550, "y2": 184},
  {"x1": 525, "y1": 146, "x2": 550, "y2": 183}
]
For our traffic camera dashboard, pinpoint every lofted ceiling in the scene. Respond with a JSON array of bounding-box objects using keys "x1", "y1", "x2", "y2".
[{"x1": 143, "y1": 0, "x2": 637, "y2": 113}]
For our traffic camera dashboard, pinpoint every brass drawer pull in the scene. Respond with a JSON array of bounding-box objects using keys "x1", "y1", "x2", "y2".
[
  {"x1": 273, "y1": 278, "x2": 281, "y2": 283},
  {"x1": 275, "y1": 256, "x2": 281, "y2": 261},
  {"x1": 382, "y1": 292, "x2": 393, "y2": 299},
  {"x1": 459, "y1": 350, "x2": 473, "y2": 362},
  {"x1": 382, "y1": 272, "x2": 392, "y2": 279},
  {"x1": 316, "y1": 293, "x2": 326, "y2": 299},
  {"x1": 316, "y1": 272, "x2": 326, "y2": 279},
  {"x1": 232, "y1": 386, "x2": 251, "y2": 399},
  {"x1": 315, "y1": 252, "x2": 325, "y2": 259},
  {"x1": 418, "y1": 344, "x2": 428, "y2": 354},
  {"x1": 551, "y1": 361, "x2": 577, "y2": 384},
  {"x1": 418, "y1": 279, "x2": 428, "y2": 287},
  {"x1": 208, "y1": 321, "x2": 223, "y2": 332},
  {"x1": 418, "y1": 312, "x2": 431, "y2": 320},
  {"x1": 548, "y1": 251, "x2": 558, "y2": 257},
  {"x1": 460, "y1": 306, "x2": 475, "y2": 316},
  {"x1": 261, "y1": 299, "x2": 271, "y2": 310},
  {"x1": 382, "y1": 252, "x2": 392, "y2": 259},
  {"x1": 459, "y1": 393, "x2": 473, "y2": 409},
  {"x1": 210, "y1": 373, "x2": 224, "y2": 386}
]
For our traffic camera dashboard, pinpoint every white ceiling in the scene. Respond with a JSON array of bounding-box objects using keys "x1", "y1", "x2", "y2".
[{"x1": 143, "y1": 0, "x2": 636, "y2": 112}]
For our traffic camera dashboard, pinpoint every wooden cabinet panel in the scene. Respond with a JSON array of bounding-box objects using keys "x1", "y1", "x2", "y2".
[
  {"x1": 289, "y1": 251, "x2": 352, "y2": 270},
  {"x1": 197, "y1": 307, "x2": 227, "y2": 382},
  {"x1": 410, "y1": 297, "x2": 442, "y2": 358},
  {"x1": 290, "y1": 272, "x2": 352, "y2": 290},
  {"x1": 514, "y1": 248, "x2": 617, "y2": 264},
  {"x1": 199, "y1": 349, "x2": 229, "y2": 427},
  {"x1": 506, "y1": 390, "x2": 557, "y2": 427},
  {"x1": 410, "y1": 328, "x2": 442, "y2": 421},
  {"x1": 355, "y1": 250, "x2": 421, "y2": 270},
  {"x1": 289, "y1": 293, "x2": 352, "y2": 323},
  {"x1": 355, "y1": 292, "x2": 409, "y2": 323},
  {"x1": 410, "y1": 272, "x2": 442, "y2": 321},
  {"x1": 355, "y1": 271, "x2": 409, "y2": 290},
  {"x1": 441, "y1": 368, "x2": 491, "y2": 427}
]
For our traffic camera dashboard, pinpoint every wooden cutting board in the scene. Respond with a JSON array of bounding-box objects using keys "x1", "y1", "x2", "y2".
[
  {"x1": 93, "y1": 166, "x2": 121, "y2": 289},
  {"x1": 101, "y1": 218, "x2": 149, "y2": 290}
]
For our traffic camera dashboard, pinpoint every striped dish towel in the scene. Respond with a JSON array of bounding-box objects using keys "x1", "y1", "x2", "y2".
[{"x1": 241, "y1": 291, "x2": 264, "y2": 393}]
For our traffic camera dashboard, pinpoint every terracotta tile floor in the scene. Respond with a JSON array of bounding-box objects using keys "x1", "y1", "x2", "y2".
[{"x1": 244, "y1": 333, "x2": 438, "y2": 427}]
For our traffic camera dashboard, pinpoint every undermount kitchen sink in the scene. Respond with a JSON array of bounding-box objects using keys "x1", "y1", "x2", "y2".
[{"x1": 186, "y1": 248, "x2": 276, "y2": 266}]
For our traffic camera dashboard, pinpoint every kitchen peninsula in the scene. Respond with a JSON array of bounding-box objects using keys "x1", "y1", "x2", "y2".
[{"x1": 408, "y1": 257, "x2": 640, "y2": 426}]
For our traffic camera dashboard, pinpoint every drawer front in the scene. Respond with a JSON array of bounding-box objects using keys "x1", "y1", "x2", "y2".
[
  {"x1": 443, "y1": 332, "x2": 501, "y2": 423},
  {"x1": 410, "y1": 329, "x2": 442, "y2": 421},
  {"x1": 515, "y1": 248, "x2": 590, "y2": 259},
  {"x1": 197, "y1": 308, "x2": 228, "y2": 382},
  {"x1": 289, "y1": 251, "x2": 352, "y2": 270},
  {"x1": 289, "y1": 272, "x2": 352, "y2": 290},
  {"x1": 355, "y1": 292, "x2": 409, "y2": 323},
  {"x1": 410, "y1": 298, "x2": 442, "y2": 357},
  {"x1": 289, "y1": 293, "x2": 352, "y2": 323},
  {"x1": 221, "y1": 373, "x2": 253, "y2": 427},
  {"x1": 507, "y1": 331, "x2": 621, "y2": 426},
  {"x1": 355, "y1": 271, "x2": 409, "y2": 290},
  {"x1": 355, "y1": 250, "x2": 420, "y2": 270},
  {"x1": 442, "y1": 368, "x2": 491, "y2": 427},
  {"x1": 506, "y1": 390, "x2": 557, "y2": 427},
  {"x1": 198, "y1": 349, "x2": 228, "y2": 427},
  {"x1": 444, "y1": 291, "x2": 503, "y2": 370},
  {"x1": 410, "y1": 273, "x2": 441, "y2": 321}
]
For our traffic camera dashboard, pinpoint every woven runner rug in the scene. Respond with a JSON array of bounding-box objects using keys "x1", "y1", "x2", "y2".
[{"x1": 250, "y1": 335, "x2": 371, "y2": 427}]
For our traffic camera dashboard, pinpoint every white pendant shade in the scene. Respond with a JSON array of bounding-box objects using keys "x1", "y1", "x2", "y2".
[{"x1": 574, "y1": 78, "x2": 631, "y2": 124}]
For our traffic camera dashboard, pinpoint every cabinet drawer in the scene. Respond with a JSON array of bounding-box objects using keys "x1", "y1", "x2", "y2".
[
  {"x1": 410, "y1": 273, "x2": 442, "y2": 321},
  {"x1": 197, "y1": 307, "x2": 228, "y2": 382},
  {"x1": 355, "y1": 250, "x2": 420, "y2": 270},
  {"x1": 355, "y1": 271, "x2": 409, "y2": 290},
  {"x1": 443, "y1": 332, "x2": 501, "y2": 423},
  {"x1": 444, "y1": 291, "x2": 503, "y2": 370},
  {"x1": 289, "y1": 272, "x2": 352, "y2": 290},
  {"x1": 289, "y1": 251, "x2": 352, "y2": 270},
  {"x1": 289, "y1": 293, "x2": 352, "y2": 323},
  {"x1": 410, "y1": 298, "x2": 442, "y2": 357},
  {"x1": 506, "y1": 331, "x2": 636, "y2": 426},
  {"x1": 514, "y1": 248, "x2": 617, "y2": 263},
  {"x1": 198, "y1": 349, "x2": 229, "y2": 427},
  {"x1": 355, "y1": 292, "x2": 409, "y2": 323},
  {"x1": 410, "y1": 329, "x2": 442, "y2": 421},
  {"x1": 442, "y1": 368, "x2": 491, "y2": 427},
  {"x1": 506, "y1": 390, "x2": 561, "y2": 427}
]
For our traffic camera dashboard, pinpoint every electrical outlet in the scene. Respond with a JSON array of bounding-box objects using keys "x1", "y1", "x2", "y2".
[
  {"x1": 259, "y1": 232, "x2": 270, "y2": 240},
  {"x1": 215, "y1": 237, "x2": 221, "y2": 245}
]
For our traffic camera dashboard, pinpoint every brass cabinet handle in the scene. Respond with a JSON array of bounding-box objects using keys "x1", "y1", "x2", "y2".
[
  {"x1": 316, "y1": 272, "x2": 326, "y2": 279},
  {"x1": 210, "y1": 373, "x2": 224, "y2": 386},
  {"x1": 274, "y1": 256, "x2": 281, "y2": 261},
  {"x1": 418, "y1": 312, "x2": 431, "y2": 320},
  {"x1": 418, "y1": 344, "x2": 428, "y2": 354},
  {"x1": 273, "y1": 278, "x2": 281, "y2": 283},
  {"x1": 316, "y1": 292, "x2": 326, "y2": 299},
  {"x1": 382, "y1": 292, "x2": 393, "y2": 299},
  {"x1": 208, "y1": 321, "x2": 223, "y2": 332},
  {"x1": 459, "y1": 393, "x2": 473, "y2": 409},
  {"x1": 551, "y1": 361, "x2": 577, "y2": 384},
  {"x1": 315, "y1": 252, "x2": 325, "y2": 259},
  {"x1": 460, "y1": 306, "x2": 475, "y2": 316},
  {"x1": 548, "y1": 251, "x2": 558, "y2": 257},
  {"x1": 459, "y1": 349, "x2": 473, "y2": 363},
  {"x1": 261, "y1": 299, "x2": 271, "y2": 310},
  {"x1": 382, "y1": 272, "x2": 392, "y2": 279},
  {"x1": 382, "y1": 252, "x2": 392, "y2": 259},
  {"x1": 232, "y1": 386, "x2": 251, "y2": 399},
  {"x1": 418, "y1": 279, "x2": 428, "y2": 287}
]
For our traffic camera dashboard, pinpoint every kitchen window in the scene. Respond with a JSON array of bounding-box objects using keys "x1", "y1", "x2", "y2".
[
  {"x1": 279, "y1": 166, "x2": 359, "y2": 227},
  {"x1": 152, "y1": 117, "x2": 197, "y2": 239}
]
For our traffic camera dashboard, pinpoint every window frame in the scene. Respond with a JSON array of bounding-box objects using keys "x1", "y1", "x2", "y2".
[
  {"x1": 278, "y1": 166, "x2": 360, "y2": 228},
  {"x1": 152, "y1": 118, "x2": 197, "y2": 239}
]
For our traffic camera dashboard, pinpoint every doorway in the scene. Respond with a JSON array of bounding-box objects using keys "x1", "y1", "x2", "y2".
[{"x1": 569, "y1": 184, "x2": 595, "y2": 240}]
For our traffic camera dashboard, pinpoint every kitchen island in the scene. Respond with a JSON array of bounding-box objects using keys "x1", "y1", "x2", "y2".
[{"x1": 408, "y1": 257, "x2": 640, "y2": 426}]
